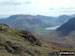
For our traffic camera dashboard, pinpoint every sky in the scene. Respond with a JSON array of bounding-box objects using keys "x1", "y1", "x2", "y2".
[{"x1": 0, "y1": 0, "x2": 75, "y2": 17}]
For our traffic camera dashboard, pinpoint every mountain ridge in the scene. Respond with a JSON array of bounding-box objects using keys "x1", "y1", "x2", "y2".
[
  {"x1": 0, "y1": 14, "x2": 74, "y2": 34},
  {"x1": 0, "y1": 14, "x2": 57, "y2": 34}
]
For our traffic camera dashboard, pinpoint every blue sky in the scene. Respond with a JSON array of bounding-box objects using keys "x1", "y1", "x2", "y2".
[{"x1": 0, "y1": 0, "x2": 75, "y2": 17}]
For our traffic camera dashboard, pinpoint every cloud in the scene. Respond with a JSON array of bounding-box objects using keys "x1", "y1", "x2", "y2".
[
  {"x1": 0, "y1": 1, "x2": 21, "y2": 6},
  {"x1": 49, "y1": 7, "x2": 75, "y2": 12},
  {"x1": 24, "y1": 1, "x2": 32, "y2": 4},
  {"x1": 0, "y1": 0, "x2": 32, "y2": 6},
  {"x1": 0, "y1": 0, "x2": 75, "y2": 17}
]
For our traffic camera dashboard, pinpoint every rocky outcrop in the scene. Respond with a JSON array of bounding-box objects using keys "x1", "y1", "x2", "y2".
[
  {"x1": 20, "y1": 30, "x2": 41, "y2": 46},
  {"x1": 0, "y1": 23, "x2": 9, "y2": 32}
]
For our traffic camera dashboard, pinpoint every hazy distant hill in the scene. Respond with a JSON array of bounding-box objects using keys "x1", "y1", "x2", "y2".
[
  {"x1": 0, "y1": 15, "x2": 57, "y2": 34},
  {"x1": 55, "y1": 15, "x2": 73, "y2": 25},
  {"x1": 0, "y1": 14, "x2": 74, "y2": 34}
]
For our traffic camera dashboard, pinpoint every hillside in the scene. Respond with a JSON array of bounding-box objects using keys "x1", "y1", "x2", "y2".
[
  {"x1": 0, "y1": 23, "x2": 74, "y2": 56},
  {"x1": 57, "y1": 18, "x2": 75, "y2": 36},
  {"x1": 34, "y1": 32, "x2": 75, "y2": 49},
  {"x1": 0, "y1": 23, "x2": 52, "y2": 56}
]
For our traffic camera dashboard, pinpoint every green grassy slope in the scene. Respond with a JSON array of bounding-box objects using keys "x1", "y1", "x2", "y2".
[{"x1": 0, "y1": 23, "x2": 56, "y2": 56}]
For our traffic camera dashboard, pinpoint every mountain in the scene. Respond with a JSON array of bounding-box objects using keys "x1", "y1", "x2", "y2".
[
  {"x1": 0, "y1": 14, "x2": 74, "y2": 34},
  {"x1": 0, "y1": 15, "x2": 57, "y2": 34},
  {"x1": 57, "y1": 18, "x2": 75, "y2": 36},
  {"x1": 35, "y1": 15, "x2": 57, "y2": 23},
  {"x1": 0, "y1": 23, "x2": 73, "y2": 56},
  {"x1": 55, "y1": 15, "x2": 73, "y2": 25}
]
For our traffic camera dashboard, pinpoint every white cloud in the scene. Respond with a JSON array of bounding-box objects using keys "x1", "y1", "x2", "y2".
[{"x1": 0, "y1": 0, "x2": 75, "y2": 17}]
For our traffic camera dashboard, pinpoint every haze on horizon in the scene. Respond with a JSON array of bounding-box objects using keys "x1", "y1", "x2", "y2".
[{"x1": 0, "y1": 0, "x2": 75, "y2": 17}]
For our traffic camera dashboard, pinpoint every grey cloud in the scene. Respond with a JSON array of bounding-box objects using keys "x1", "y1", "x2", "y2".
[
  {"x1": 0, "y1": 1, "x2": 21, "y2": 6},
  {"x1": 24, "y1": 1, "x2": 32, "y2": 4},
  {"x1": 49, "y1": 7, "x2": 75, "y2": 11},
  {"x1": 49, "y1": 8, "x2": 56, "y2": 10},
  {"x1": 0, "y1": 1, "x2": 32, "y2": 6}
]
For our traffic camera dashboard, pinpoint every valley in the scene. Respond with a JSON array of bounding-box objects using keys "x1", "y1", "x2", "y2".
[{"x1": 0, "y1": 0, "x2": 75, "y2": 56}]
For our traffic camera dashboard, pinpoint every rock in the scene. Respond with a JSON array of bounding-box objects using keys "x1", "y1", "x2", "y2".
[
  {"x1": 0, "y1": 23, "x2": 9, "y2": 32},
  {"x1": 20, "y1": 30, "x2": 41, "y2": 46},
  {"x1": 48, "y1": 52, "x2": 59, "y2": 55},
  {"x1": 34, "y1": 50, "x2": 41, "y2": 55},
  {"x1": 0, "y1": 46, "x2": 5, "y2": 50}
]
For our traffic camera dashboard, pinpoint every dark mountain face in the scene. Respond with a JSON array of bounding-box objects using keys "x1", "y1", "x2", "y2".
[{"x1": 57, "y1": 18, "x2": 75, "y2": 36}]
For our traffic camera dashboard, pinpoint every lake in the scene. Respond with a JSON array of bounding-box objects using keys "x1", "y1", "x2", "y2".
[{"x1": 45, "y1": 26, "x2": 60, "y2": 30}]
